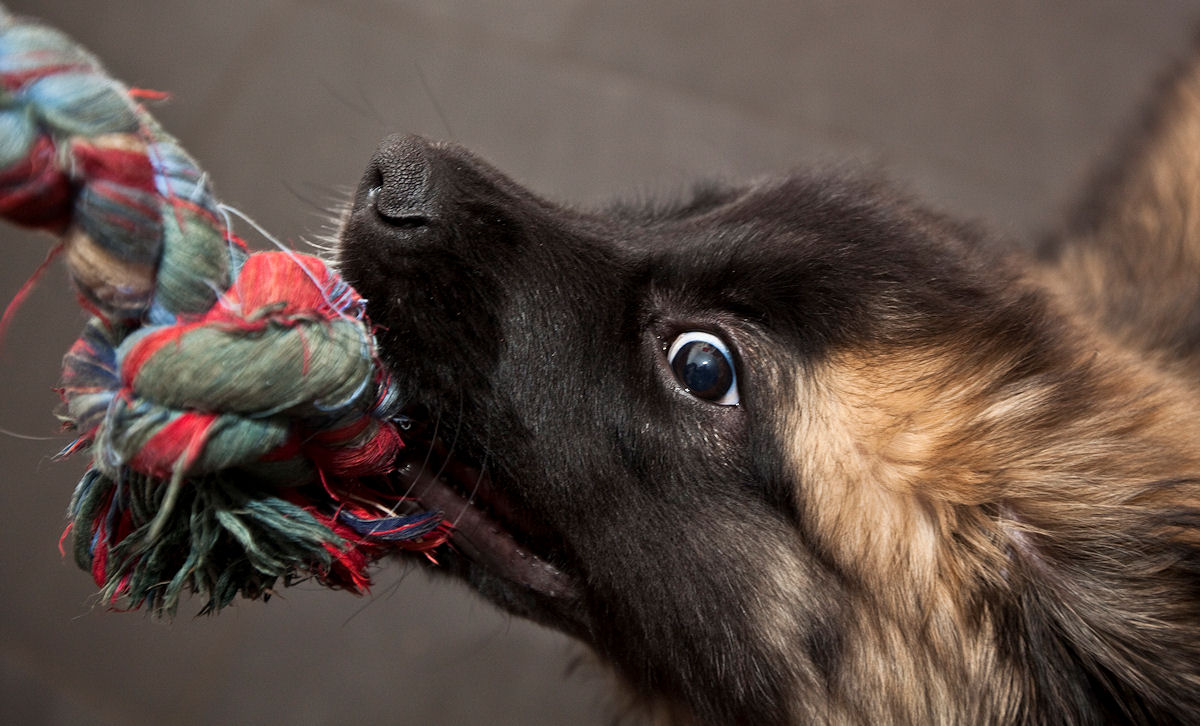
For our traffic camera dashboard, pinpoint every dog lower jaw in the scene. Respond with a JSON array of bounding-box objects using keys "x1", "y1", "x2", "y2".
[{"x1": 394, "y1": 459, "x2": 587, "y2": 629}]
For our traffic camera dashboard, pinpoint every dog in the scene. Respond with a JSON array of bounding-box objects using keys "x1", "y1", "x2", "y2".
[{"x1": 334, "y1": 42, "x2": 1200, "y2": 726}]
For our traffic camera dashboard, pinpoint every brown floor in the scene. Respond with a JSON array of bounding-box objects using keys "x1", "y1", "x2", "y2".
[{"x1": 1, "y1": 1, "x2": 1197, "y2": 724}]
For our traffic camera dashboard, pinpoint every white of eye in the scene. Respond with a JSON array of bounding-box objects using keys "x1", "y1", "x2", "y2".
[{"x1": 666, "y1": 331, "x2": 740, "y2": 406}]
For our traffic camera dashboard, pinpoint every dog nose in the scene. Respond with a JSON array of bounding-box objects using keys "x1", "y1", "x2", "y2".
[{"x1": 365, "y1": 134, "x2": 435, "y2": 225}]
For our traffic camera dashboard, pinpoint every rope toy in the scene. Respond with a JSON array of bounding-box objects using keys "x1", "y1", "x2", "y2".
[{"x1": 0, "y1": 9, "x2": 448, "y2": 615}]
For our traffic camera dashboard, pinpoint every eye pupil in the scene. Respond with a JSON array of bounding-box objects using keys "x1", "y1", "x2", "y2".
[
  {"x1": 666, "y1": 331, "x2": 739, "y2": 405},
  {"x1": 672, "y1": 341, "x2": 732, "y2": 399}
]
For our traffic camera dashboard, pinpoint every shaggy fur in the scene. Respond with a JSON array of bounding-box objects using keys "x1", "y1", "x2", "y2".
[{"x1": 335, "y1": 43, "x2": 1200, "y2": 726}]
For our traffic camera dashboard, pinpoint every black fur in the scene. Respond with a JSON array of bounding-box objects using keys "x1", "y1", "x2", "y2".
[{"x1": 338, "y1": 126, "x2": 1200, "y2": 724}]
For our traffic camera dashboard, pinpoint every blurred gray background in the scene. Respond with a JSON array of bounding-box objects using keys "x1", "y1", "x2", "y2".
[{"x1": 1, "y1": 1, "x2": 1197, "y2": 724}]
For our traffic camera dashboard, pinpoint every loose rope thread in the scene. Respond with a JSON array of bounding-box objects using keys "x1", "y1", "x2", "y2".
[{"x1": 0, "y1": 9, "x2": 447, "y2": 615}]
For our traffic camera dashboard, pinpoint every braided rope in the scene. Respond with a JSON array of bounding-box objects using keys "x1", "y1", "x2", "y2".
[{"x1": 0, "y1": 9, "x2": 446, "y2": 614}]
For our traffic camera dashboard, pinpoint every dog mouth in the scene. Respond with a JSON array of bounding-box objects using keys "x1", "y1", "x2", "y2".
[{"x1": 389, "y1": 423, "x2": 583, "y2": 613}]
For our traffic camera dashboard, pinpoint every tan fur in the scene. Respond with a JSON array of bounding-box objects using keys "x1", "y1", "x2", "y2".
[
  {"x1": 777, "y1": 347, "x2": 1008, "y2": 722},
  {"x1": 1045, "y1": 47, "x2": 1200, "y2": 374},
  {"x1": 623, "y1": 49, "x2": 1200, "y2": 724},
  {"x1": 772, "y1": 305, "x2": 1200, "y2": 723},
  {"x1": 341, "y1": 39, "x2": 1200, "y2": 724}
]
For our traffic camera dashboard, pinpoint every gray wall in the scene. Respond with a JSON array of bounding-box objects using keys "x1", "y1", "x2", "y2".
[{"x1": 1, "y1": 1, "x2": 1196, "y2": 724}]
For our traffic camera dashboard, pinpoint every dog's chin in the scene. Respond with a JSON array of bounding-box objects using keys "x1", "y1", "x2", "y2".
[{"x1": 392, "y1": 446, "x2": 590, "y2": 636}]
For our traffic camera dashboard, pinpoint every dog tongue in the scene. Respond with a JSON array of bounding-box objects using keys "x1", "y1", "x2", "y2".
[{"x1": 397, "y1": 460, "x2": 576, "y2": 599}]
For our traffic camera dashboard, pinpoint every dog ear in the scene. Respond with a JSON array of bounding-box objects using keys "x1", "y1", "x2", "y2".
[
  {"x1": 1025, "y1": 42, "x2": 1200, "y2": 707},
  {"x1": 1042, "y1": 40, "x2": 1200, "y2": 372}
]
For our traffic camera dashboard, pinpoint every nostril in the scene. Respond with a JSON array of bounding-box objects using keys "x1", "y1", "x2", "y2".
[
  {"x1": 366, "y1": 134, "x2": 436, "y2": 227},
  {"x1": 367, "y1": 185, "x2": 429, "y2": 227}
]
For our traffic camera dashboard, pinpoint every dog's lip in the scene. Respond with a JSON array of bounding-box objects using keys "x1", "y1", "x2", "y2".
[{"x1": 394, "y1": 459, "x2": 579, "y2": 600}]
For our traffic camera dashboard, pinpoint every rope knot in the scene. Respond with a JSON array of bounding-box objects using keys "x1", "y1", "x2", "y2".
[{"x1": 1, "y1": 11, "x2": 447, "y2": 615}]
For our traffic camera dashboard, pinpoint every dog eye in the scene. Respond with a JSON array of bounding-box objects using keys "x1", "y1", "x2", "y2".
[{"x1": 666, "y1": 332, "x2": 739, "y2": 406}]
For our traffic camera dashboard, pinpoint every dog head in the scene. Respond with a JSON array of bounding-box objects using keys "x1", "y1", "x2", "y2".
[{"x1": 336, "y1": 135, "x2": 1200, "y2": 724}]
